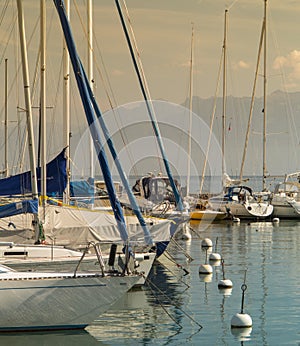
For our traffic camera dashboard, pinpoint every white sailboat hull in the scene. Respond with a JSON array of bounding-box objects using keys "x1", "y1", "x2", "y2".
[
  {"x1": 210, "y1": 200, "x2": 273, "y2": 219},
  {"x1": 0, "y1": 269, "x2": 140, "y2": 332},
  {"x1": 0, "y1": 244, "x2": 155, "y2": 286}
]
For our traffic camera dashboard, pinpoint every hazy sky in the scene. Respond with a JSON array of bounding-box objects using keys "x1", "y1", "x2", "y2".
[
  {"x1": 1, "y1": 0, "x2": 300, "y2": 180},
  {"x1": 1, "y1": 0, "x2": 300, "y2": 110},
  {"x1": 89, "y1": 0, "x2": 300, "y2": 106}
]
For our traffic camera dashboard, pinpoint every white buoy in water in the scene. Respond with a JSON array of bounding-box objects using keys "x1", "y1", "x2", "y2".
[
  {"x1": 209, "y1": 252, "x2": 221, "y2": 261},
  {"x1": 218, "y1": 278, "x2": 233, "y2": 288},
  {"x1": 199, "y1": 263, "x2": 213, "y2": 274},
  {"x1": 233, "y1": 217, "x2": 240, "y2": 223},
  {"x1": 218, "y1": 259, "x2": 232, "y2": 288},
  {"x1": 272, "y1": 217, "x2": 280, "y2": 223},
  {"x1": 200, "y1": 247, "x2": 213, "y2": 274},
  {"x1": 231, "y1": 283, "x2": 252, "y2": 328},
  {"x1": 201, "y1": 238, "x2": 213, "y2": 248},
  {"x1": 231, "y1": 313, "x2": 252, "y2": 328},
  {"x1": 209, "y1": 237, "x2": 221, "y2": 261}
]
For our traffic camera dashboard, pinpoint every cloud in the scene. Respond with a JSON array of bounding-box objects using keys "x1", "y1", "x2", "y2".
[
  {"x1": 237, "y1": 60, "x2": 250, "y2": 69},
  {"x1": 273, "y1": 50, "x2": 300, "y2": 80},
  {"x1": 111, "y1": 69, "x2": 124, "y2": 76},
  {"x1": 232, "y1": 60, "x2": 250, "y2": 70}
]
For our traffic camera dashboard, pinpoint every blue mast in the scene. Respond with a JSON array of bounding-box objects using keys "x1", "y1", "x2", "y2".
[
  {"x1": 115, "y1": 0, "x2": 184, "y2": 212},
  {"x1": 80, "y1": 62, "x2": 153, "y2": 245},
  {"x1": 53, "y1": 0, "x2": 128, "y2": 242},
  {"x1": 53, "y1": 0, "x2": 153, "y2": 245}
]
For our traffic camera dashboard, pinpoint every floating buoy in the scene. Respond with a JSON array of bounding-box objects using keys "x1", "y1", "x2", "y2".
[
  {"x1": 209, "y1": 252, "x2": 221, "y2": 261},
  {"x1": 231, "y1": 282, "x2": 253, "y2": 328},
  {"x1": 218, "y1": 259, "x2": 233, "y2": 288},
  {"x1": 231, "y1": 313, "x2": 252, "y2": 328},
  {"x1": 218, "y1": 278, "x2": 233, "y2": 288},
  {"x1": 199, "y1": 263, "x2": 213, "y2": 274},
  {"x1": 199, "y1": 247, "x2": 213, "y2": 274},
  {"x1": 201, "y1": 238, "x2": 213, "y2": 248},
  {"x1": 209, "y1": 237, "x2": 221, "y2": 261},
  {"x1": 272, "y1": 217, "x2": 280, "y2": 223},
  {"x1": 233, "y1": 217, "x2": 240, "y2": 223}
]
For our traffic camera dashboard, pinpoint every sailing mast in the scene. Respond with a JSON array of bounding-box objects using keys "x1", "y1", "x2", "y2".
[
  {"x1": 4, "y1": 58, "x2": 8, "y2": 177},
  {"x1": 222, "y1": 9, "x2": 228, "y2": 181},
  {"x1": 239, "y1": 0, "x2": 267, "y2": 190},
  {"x1": 63, "y1": 0, "x2": 70, "y2": 203},
  {"x1": 186, "y1": 23, "x2": 194, "y2": 197},
  {"x1": 54, "y1": 0, "x2": 153, "y2": 245},
  {"x1": 115, "y1": 0, "x2": 184, "y2": 212},
  {"x1": 262, "y1": 0, "x2": 267, "y2": 190},
  {"x1": 16, "y1": 0, "x2": 40, "y2": 240},
  {"x1": 87, "y1": 0, "x2": 94, "y2": 203},
  {"x1": 40, "y1": 0, "x2": 46, "y2": 207},
  {"x1": 239, "y1": 20, "x2": 265, "y2": 182}
]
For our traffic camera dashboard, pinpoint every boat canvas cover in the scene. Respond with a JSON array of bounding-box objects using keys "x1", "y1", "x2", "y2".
[
  {"x1": 42, "y1": 205, "x2": 171, "y2": 246},
  {"x1": 0, "y1": 199, "x2": 38, "y2": 218},
  {"x1": 0, "y1": 149, "x2": 67, "y2": 197}
]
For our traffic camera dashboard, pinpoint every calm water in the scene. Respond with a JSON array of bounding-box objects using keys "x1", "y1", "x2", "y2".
[{"x1": 3, "y1": 219, "x2": 299, "y2": 345}]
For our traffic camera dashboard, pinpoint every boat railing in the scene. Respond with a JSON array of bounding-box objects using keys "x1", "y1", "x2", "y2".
[{"x1": 73, "y1": 241, "x2": 106, "y2": 277}]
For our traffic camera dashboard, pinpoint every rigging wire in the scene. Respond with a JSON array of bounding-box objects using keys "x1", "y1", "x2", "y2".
[{"x1": 72, "y1": 0, "x2": 139, "y2": 178}]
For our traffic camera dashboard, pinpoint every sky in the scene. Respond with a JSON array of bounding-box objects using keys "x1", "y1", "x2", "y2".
[
  {"x1": 1, "y1": 0, "x2": 298, "y2": 106},
  {"x1": 0, "y1": 0, "x2": 300, "y2": 181}
]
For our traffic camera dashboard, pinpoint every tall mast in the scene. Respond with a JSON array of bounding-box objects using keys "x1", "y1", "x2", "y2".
[
  {"x1": 4, "y1": 58, "x2": 8, "y2": 177},
  {"x1": 40, "y1": 0, "x2": 46, "y2": 206},
  {"x1": 262, "y1": 0, "x2": 267, "y2": 190},
  {"x1": 16, "y1": 0, "x2": 39, "y2": 240},
  {"x1": 239, "y1": 19, "x2": 265, "y2": 182},
  {"x1": 115, "y1": 0, "x2": 183, "y2": 211},
  {"x1": 63, "y1": 0, "x2": 70, "y2": 203},
  {"x1": 186, "y1": 23, "x2": 194, "y2": 197},
  {"x1": 87, "y1": 0, "x2": 94, "y2": 205},
  {"x1": 222, "y1": 9, "x2": 228, "y2": 180}
]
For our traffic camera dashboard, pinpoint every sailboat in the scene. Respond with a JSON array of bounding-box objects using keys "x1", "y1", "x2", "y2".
[
  {"x1": 208, "y1": 7, "x2": 273, "y2": 220},
  {"x1": 0, "y1": 0, "x2": 174, "y2": 273},
  {"x1": 0, "y1": 2, "x2": 142, "y2": 331},
  {"x1": 271, "y1": 172, "x2": 300, "y2": 218}
]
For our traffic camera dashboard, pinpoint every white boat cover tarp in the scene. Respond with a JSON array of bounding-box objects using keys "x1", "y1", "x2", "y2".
[{"x1": 0, "y1": 205, "x2": 172, "y2": 246}]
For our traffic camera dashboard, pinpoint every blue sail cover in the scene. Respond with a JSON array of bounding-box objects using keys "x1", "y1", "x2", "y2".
[
  {"x1": 0, "y1": 199, "x2": 38, "y2": 218},
  {"x1": 0, "y1": 149, "x2": 67, "y2": 197}
]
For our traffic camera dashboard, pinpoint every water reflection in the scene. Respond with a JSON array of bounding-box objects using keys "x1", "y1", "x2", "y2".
[{"x1": 88, "y1": 262, "x2": 187, "y2": 344}]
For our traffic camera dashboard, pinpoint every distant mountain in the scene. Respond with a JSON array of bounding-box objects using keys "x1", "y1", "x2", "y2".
[{"x1": 181, "y1": 90, "x2": 300, "y2": 177}]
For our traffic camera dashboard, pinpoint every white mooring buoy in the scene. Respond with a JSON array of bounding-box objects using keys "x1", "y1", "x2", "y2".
[
  {"x1": 199, "y1": 263, "x2": 213, "y2": 274},
  {"x1": 232, "y1": 217, "x2": 240, "y2": 223},
  {"x1": 272, "y1": 217, "x2": 280, "y2": 223},
  {"x1": 231, "y1": 283, "x2": 253, "y2": 328},
  {"x1": 201, "y1": 238, "x2": 213, "y2": 248},
  {"x1": 199, "y1": 247, "x2": 213, "y2": 274},
  {"x1": 209, "y1": 237, "x2": 221, "y2": 261},
  {"x1": 218, "y1": 259, "x2": 233, "y2": 288}
]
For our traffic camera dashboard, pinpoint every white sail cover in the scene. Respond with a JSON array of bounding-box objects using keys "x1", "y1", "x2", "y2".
[{"x1": 0, "y1": 205, "x2": 172, "y2": 246}]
